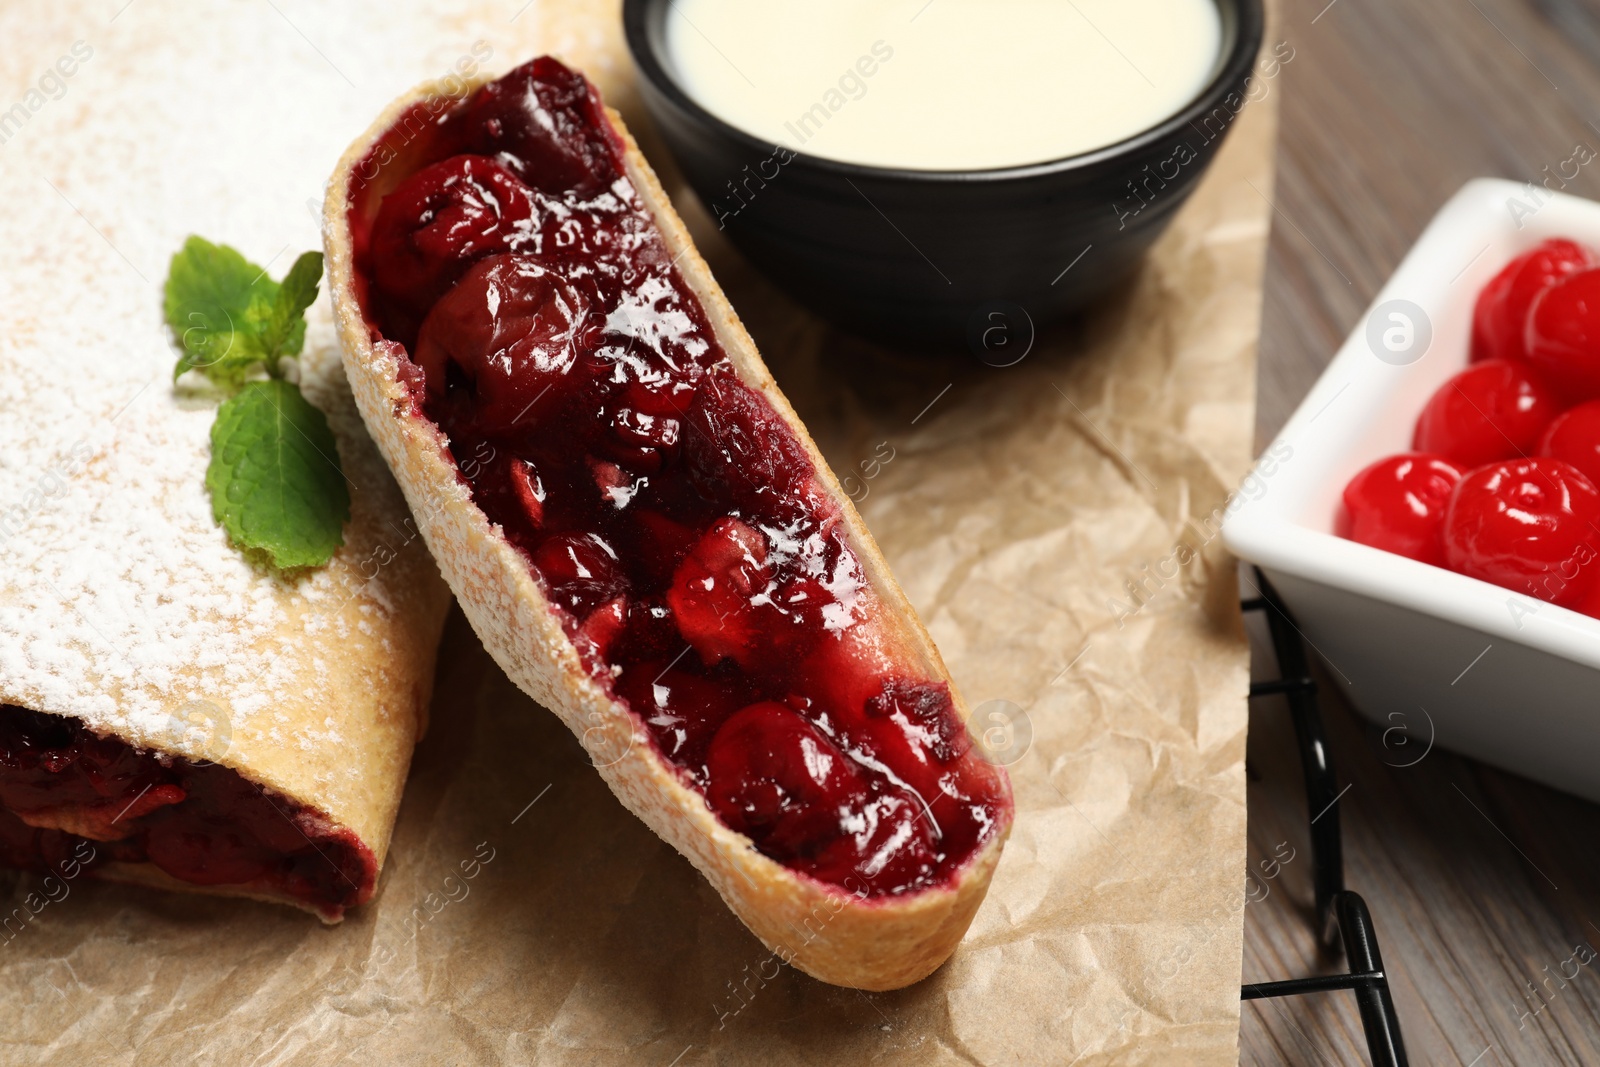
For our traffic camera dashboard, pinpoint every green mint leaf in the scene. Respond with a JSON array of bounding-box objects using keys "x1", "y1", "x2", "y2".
[
  {"x1": 258, "y1": 251, "x2": 323, "y2": 360},
  {"x1": 164, "y1": 236, "x2": 278, "y2": 385},
  {"x1": 172, "y1": 330, "x2": 264, "y2": 388},
  {"x1": 206, "y1": 380, "x2": 350, "y2": 569},
  {"x1": 168, "y1": 238, "x2": 339, "y2": 570}
]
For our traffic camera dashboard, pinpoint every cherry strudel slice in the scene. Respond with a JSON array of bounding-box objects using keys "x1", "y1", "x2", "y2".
[{"x1": 327, "y1": 57, "x2": 1012, "y2": 988}]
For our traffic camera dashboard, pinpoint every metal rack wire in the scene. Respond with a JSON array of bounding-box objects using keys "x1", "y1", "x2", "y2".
[{"x1": 1240, "y1": 572, "x2": 1409, "y2": 1067}]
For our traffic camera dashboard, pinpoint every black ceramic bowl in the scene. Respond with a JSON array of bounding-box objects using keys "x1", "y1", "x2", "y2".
[{"x1": 624, "y1": 0, "x2": 1266, "y2": 351}]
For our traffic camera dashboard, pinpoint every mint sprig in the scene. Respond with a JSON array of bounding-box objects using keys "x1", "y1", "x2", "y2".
[
  {"x1": 257, "y1": 251, "x2": 321, "y2": 360},
  {"x1": 164, "y1": 236, "x2": 349, "y2": 569},
  {"x1": 207, "y1": 381, "x2": 350, "y2": 569},
  {"x1": 166, "y1": 237, "x2": 320, "y2": 386}
]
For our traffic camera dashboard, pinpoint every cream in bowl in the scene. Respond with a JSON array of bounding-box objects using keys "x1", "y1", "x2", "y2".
[
  {"x1": 664, "y1": 0, "x2": 1224, "y2": 171},
  {"x1": 624, "y1": 0, "x2": 1263, "y2": 344}
]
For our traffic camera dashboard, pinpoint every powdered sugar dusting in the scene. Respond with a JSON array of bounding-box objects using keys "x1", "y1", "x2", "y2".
[{"x1": 0, "y1": 1, "x2": 508, "y2": 824}]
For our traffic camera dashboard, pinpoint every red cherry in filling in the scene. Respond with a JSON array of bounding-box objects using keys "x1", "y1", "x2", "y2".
[
  {"x1": 587, "y1": 457, "x2": 643, "y2": 510},
  {"x1": 704, "y1": 701, "x2": 943, "y2": 888},
  {"x1": 621, "y1": 509, "x2": 701, "y2": 587},
  {"x1": 1472, "y1": 239, "x2": 1597, "y2": 363},
  {"x1": 683, "y1": 375, "x2": 816, "y2": 521},
  {"x1": 705, "y1": 702, "x2": 868, "y2": 856},
  {"x1": 788, "y1": 619, "x2": 902, "y2": 743},
  {"x1": 531, "y1": 532, "x2": 628, "y2": 617},
  {"x1": 833, "y1": 789, "x2": 942, "y2": 890},
  {"x1": 865, "y1": 679, "x2": 969, "y2": 765},
  {"x1": 1339, "y1": 453, "x2": 1464, "y2": 567},
  {"x1": 449, "y1": 57, "x2": 622, "y2": 200},
  {"x1": 1540, "y1": 400, "x2": 1600, "y2": 488},
  {"x1": 0, "y1": 808, "x2": 88, "y2": 873},
  {"x1": 613, "y1": 597, "x2": 682, "y2": 662},
  {"x1": 1443, "y1": 457, "x2": 1600, "y2": 606},
  {"x1": 574, "y1": 596, "x2": 628, "y2": 664},
  {"x1": 1526, "y1": 267, "x2": 1600, "y2": 401},
  {"x1": 144, "y1": 817, "x2": 273, "y2": 886},
  {"x1": 614, "y1": 660, "x2": 751, "y2": 771},
  {"x1": 0, "y1": 721, "x2": 183, "y2": 826},
  {"x1": 414, "y1": 254, "x2": 596, "y2": 434},
  {"x1": 1412, "y1": 360, "x2": 1560, "y2": 469},
  {"x1": 667, "y1": 517, "x2": 774, "y2": 668},
  {"x1": 509, "y1": 458, "x2": 546, "y2": 528},
  {"x1": 595, "y1": 380, "x2": 690, "y2": 475},
  {"x1": 0, "y1": 706, "x2": 374, "y2": 909},
  {"x1": 370, "y1": 154, "x2": 539, "y2": 317}
]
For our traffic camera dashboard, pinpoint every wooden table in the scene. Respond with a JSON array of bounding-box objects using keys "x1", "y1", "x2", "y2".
[{"x1": 1245, "y1": 0, "x2": 1600, "y2": 1063}]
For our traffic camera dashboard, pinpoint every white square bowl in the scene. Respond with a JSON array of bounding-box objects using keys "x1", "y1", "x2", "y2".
[{"x1": 1224, "y1": 178, "x2": 1600, "y2": 802}]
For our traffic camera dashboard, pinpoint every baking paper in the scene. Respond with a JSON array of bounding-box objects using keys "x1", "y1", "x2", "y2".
[{"x1": 0, "y1": 1, "x2": 1277, "y2": 1062}]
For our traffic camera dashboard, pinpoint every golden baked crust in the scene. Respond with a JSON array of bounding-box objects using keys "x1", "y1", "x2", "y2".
[{"x1": 324, "y1": 73, "x2": 1010, "y2": 989}]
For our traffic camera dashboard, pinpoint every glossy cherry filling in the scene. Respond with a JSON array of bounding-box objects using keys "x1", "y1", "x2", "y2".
[
  {"x1": 0, "y1": 705, "x2": 373, "y2": 918},
  {"x1": 351, "y1": 58, "x2": 1009, "y2": 896}
]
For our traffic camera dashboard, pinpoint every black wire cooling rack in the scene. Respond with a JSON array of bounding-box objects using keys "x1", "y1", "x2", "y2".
[{"x1": 1239, "y1": 571, "x2": 1409, "y2": 1067}]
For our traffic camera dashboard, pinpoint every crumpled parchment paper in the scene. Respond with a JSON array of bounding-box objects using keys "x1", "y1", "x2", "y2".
[{"x1": 0, "y1": 1, "x2": 1277, "y2": 1063}]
